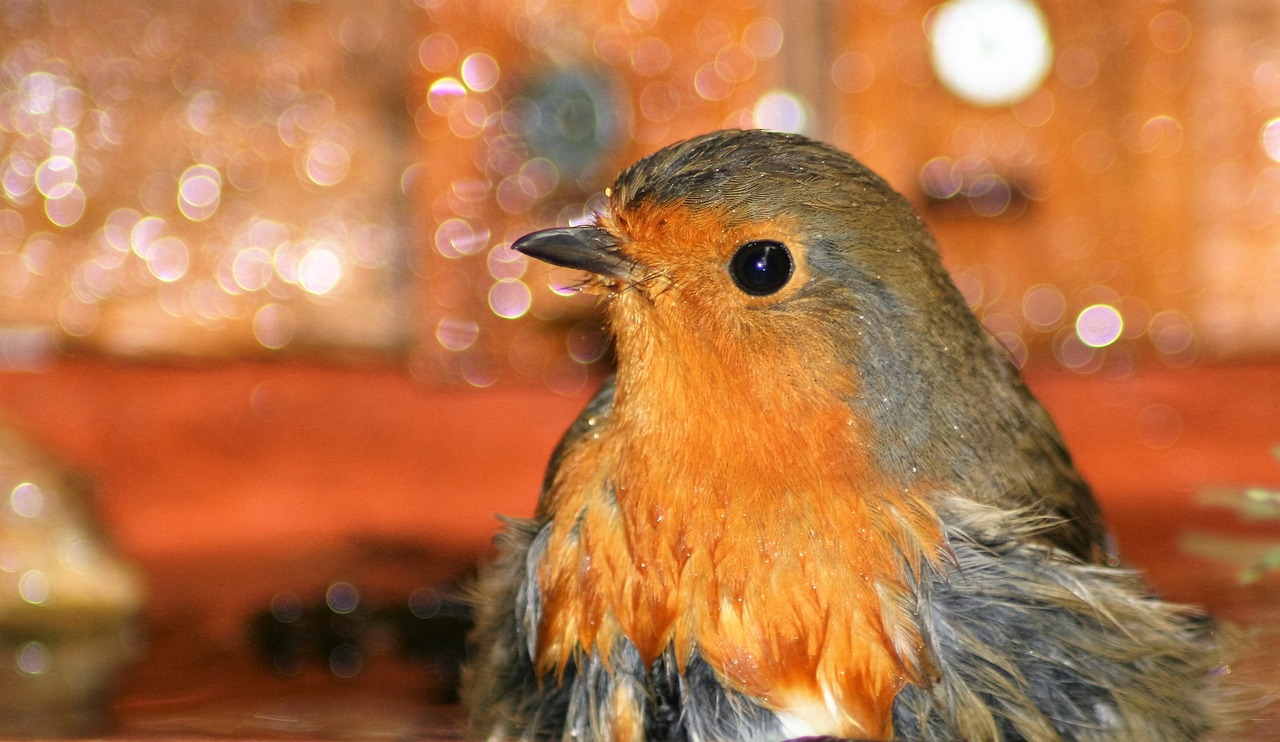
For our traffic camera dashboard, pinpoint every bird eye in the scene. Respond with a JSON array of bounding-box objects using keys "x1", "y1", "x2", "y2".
[{"x1": 728, "y1": 240, "x2": 793, "y2": 296}]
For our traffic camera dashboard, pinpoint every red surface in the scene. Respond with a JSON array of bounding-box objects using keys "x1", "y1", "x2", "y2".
[
  {"x1": 1, "y1": 359, "x2": 1276, "y2": 570},
  {"x1": 0, "y1": 358, "x2": 587, "y2": 560}
]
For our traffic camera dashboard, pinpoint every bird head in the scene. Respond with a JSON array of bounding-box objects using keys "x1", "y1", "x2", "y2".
[
  {"x1": 516, "y1": 129, "x2": 986, "y2": 457},
  {"x1": 515, "y1": 129, "x2": 963, "y2": 409}
]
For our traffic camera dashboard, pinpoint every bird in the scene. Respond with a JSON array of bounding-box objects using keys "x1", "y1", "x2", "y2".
[{"x1": 462, "y1": 129, "x2": 1227, "y2": 741}]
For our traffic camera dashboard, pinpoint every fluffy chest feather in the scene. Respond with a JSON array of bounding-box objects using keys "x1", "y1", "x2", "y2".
[{"x1": 534, "y1": 299, "x2": 946, "y2": 739}]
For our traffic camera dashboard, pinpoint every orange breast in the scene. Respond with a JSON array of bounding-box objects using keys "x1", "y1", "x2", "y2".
[
  {"x1": 535, "y1": 307, "x2": 945, "y2": 739},
  {"x1": 534, "y1": 199, "x2": 948, "y2": 739}
]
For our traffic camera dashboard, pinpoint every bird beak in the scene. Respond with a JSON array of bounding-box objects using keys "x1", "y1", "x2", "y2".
[{"x1": 512, "y1": 226, "x2": 635, "y2": 283}]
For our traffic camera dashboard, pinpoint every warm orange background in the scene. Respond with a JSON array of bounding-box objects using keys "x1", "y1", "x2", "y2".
[{"x1": 2, "y1": 0, "x2": 1280, "y2": 737}]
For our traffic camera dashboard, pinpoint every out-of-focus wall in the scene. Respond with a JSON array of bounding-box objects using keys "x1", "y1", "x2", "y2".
[{"x1": 5, "y1": 1, "x2": 1278, "y2": 386}]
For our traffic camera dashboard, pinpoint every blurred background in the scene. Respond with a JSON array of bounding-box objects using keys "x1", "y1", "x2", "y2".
[{"x1": 0, "y1": 0, "x2": 1277, "y2": 738}]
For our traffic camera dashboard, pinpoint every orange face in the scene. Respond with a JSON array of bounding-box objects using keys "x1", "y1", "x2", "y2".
[{"x1": 532, "y1": 196, "x2": 949, "y2": 740}]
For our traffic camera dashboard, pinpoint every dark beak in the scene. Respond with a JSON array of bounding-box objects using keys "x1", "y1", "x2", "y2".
[{"x1": 512, "y1": 226, "x2": 635, "y2": 282}]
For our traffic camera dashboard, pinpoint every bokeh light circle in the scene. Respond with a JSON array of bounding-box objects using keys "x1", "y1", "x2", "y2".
[
  {"x1": 928, "y1": 0, "x2": 1054, "y2": 107},
  {"x1": 752, "y1": 90, "x2": 808, "y2": 133},
  {"x1": 1075, "y1": 304, "x2": 1124, "y2": 348}
]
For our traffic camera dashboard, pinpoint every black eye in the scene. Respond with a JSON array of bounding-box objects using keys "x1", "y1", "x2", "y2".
[{"x1": 728, "y1": 240, "x2": 793, "y2": 296}]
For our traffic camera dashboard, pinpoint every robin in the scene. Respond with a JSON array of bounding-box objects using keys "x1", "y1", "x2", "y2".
[{"x1": 463, "y1": 129, "x2": 1225, "y2": 741}]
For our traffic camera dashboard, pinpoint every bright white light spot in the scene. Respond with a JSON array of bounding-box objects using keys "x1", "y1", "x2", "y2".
[
  {"x1": 35, "y1": 156, "x2": 76, "y2": 199},
  {"x1": 10, "y1": 483, "x2": 43, "y2": 518},
  {"x1": 178, "y1": 164, "x2": 221, "y2": 221},
  {"x1": 434, "y1": 218, "x2": 488, "y2": 258},
  {"x1": 1262, "y1": 118, "x2": 1280, "y2": 162},
  {"x1": 460, "y1": 53, "x2": 500, "y2": 92},
  {"x1": 20, "y1": 72, "x2": 57, "y2": 115},
  {"x1": 488, "y1": 278, "x2": 532, "y2": 319},
  {"x1": 18, "y1": 570, "x2": 50, "y2": 605},
  {"x1": 427, "y1": 77, "x2": 467, "y2": 115},
  {"x1": 487, "y1": 243, "x2": 528, "y2": 281},
  {"x1": 693, "y1": 63, "x2": 732, "y2": 101},
  {"x1": 1075, "y1": 304, "x2": 1123, "y2": 348},
  {"x1": 103, "y1": 208, "x2": 139, "y2": 252},
  {"x1": 752, "y1": 90, "x2": 808, "y2": 133},
  {"x1": 298, "y1": 247, "x2": 342, "y2": 295},
  {"x1": 45, "y1": 185, "x2": 85, "y2": 227},
  {"x1": 146, "y1": 236, "x2": 189, "y2": 282},
  {"x1": 928, "y1": 0, "x2": 1053, "y2": 107},
  {"x1": 130, "y1": 216, "x2": 167, "y2": 259},
  {"x1": 3, "y1": 153, "x2": 35, "y2": 200}
]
